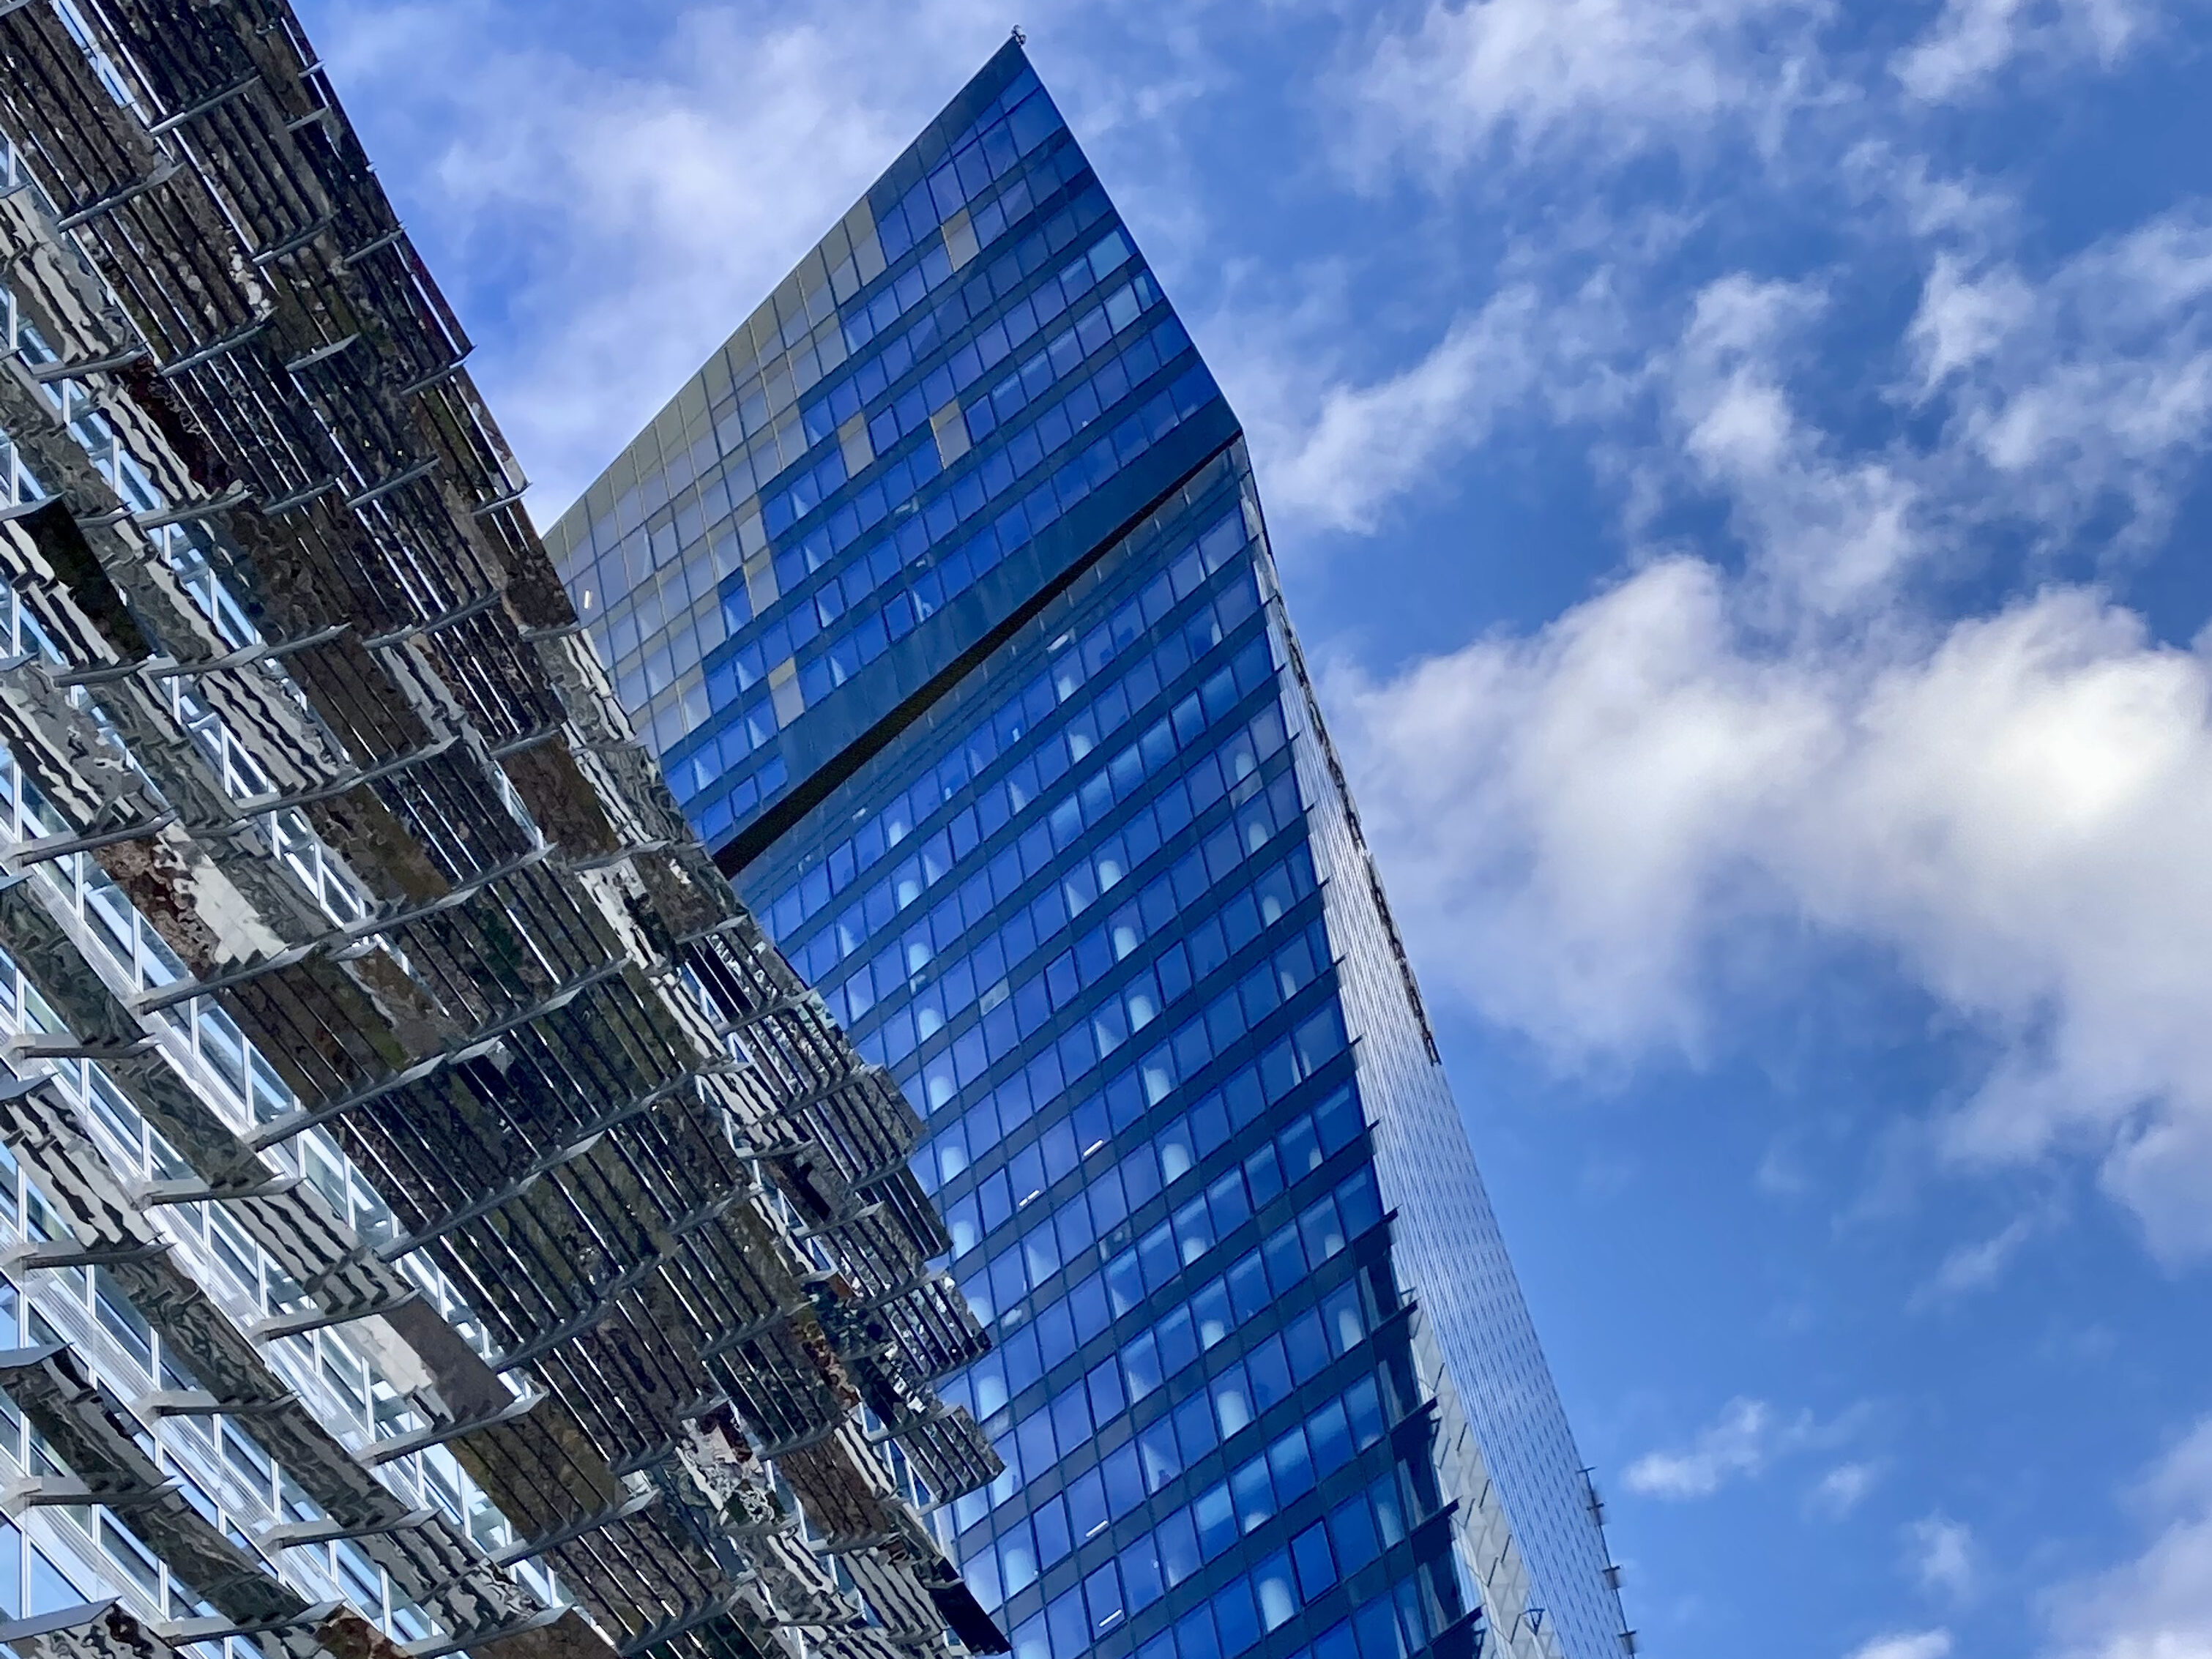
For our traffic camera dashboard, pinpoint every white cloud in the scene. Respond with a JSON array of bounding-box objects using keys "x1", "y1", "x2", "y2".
[
  {"x1": 1811, "y1": 1461, "x2": 1885, "y2": 1517},
  {"x1": 308, "y1": 0, "x2": 1144, "y2": 516},
  {"x1": 1894, "y1": 0, "x2": 2159, "y2": 103},
  {"x1": 1325, "y1": 220, "x2": 2212, "y2": 1258},
  {"x1": 1842, "y1": 145, "x2": 2023, "y2": 248},
  {"x1": 1219, "y1": 207, "x2": 1687, "y2": 544},
  {"x1": 1848, "y1": 1633, "x2": 1954, "y2": 1659},
  {"x1": 1907, "y1": 1214, "x2": 2041, "y2": 1308},
  {"x1": 1906, "y1": 251, "x2": 2039, "y2": 390},
  {"x1": 2047, "y1": 1418, "x2": 2212, "y2": 1659},
  {"x1": 1353, "y1": 0, "x2": 1831, "y2": 176},
  {"x1": 1907, "y1": 1513, "x2": 1979, "y2": 1602},
  {"x1": 1337, "y1": 555, "x2": 2212, "y2": 1256},
  {"x1": 1252, "y1": 280, "x2": 1639, "y2": 536},
  {"x1": 1258, "y1": 290, "x2": 1543, "y2": 535},
  {"x1": 1910, "y1": 209, "x2": 2212, "y2": 551},
  {"x1": 1672, "y1": 275, "x2": 1926, "y2": 614},
  {"x1": 1262, "y1": 187, "x2": 2212, "y2": 590},
  {"x1": 1623, "y1": 1397, "x2": 1831, "y2": 1499},
  {"x1": 304, "y1": 0, "x2": 1272, "y2": 521},
  {"x1": 1330, "y1": 554, "x2": 1822, "y2": 1057}
]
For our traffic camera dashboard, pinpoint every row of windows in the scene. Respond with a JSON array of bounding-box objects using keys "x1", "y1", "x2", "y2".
[
  {"x1": 0, "y1": 803, "x2": 516, "y2": 1602},
  {"x1": 597, "y1": 550, "x2": 734, "y2": 710},
  {"x1": 809, "y1": 659, "x2": 1283, "y2": 1106},
  {"x1": 0, "y1": 405, "x2": 366, "y2": 942},
  {"x1": 944, "y1": 1259, "x2": 1397, "y2": 1632},
  {"x1": 831, "y1": 605, "x2": 1283, "y2": 1013},
  {"x1": 866, "y1": 692, "x2": 1289, "y2": 1103},
  {"x1": 845, "y1": 143, "x2": 1049, "y2": 379},
  {"x1": 1001, "y1": 1155, "x2": 1381, "y2": 1414},
  {"x1": 964, "y1": 1159, "x2": 1380, "y2": 1566},
  {"x1": 0, "y1": 1516, "x2": 133, "y2": 1628},
  {"x1": 686, "y1": 753, "x2": 790, "y2": 846},
  {"x1": 1096, "y1": 1155, "x2": 1380, "y2": 1347},
  {"x1": 765, "y1": 299, "x2": 1189, "y2": 722},
  {"x1": 576, "y1": 141, "x2": 1090, "y2": 699},
  {"x1": 784, "y1": 325, "x2": 1200, "y2": 708},
  {"x1": 781, "y1": 226, "x2": 1139, "y2": 559},
  {"x1": 688, "y1": 356, "x2": 1218, "y2": 830},
  {"x1": 807, "y1": 192, "x2": 1119, "y2": 511},
  {"x1": 825, "y1": 753, "x2": 1299, "y2": 1056},
  {"x1": 1075, "y1": 1567, "x2": 1460, "y2": 1659},
  {"x1": 763, "y1": 203, "x2": 1127, "y2": 547},
  {"x1": 582, "y1": 114, "x2": 1095, "y2": 683},
  {"x1": 720, "y1": 106, "x2": 1083, "y2": 529},
  {"x1": 797, "y1": 618, "x2": 1281, "y2": 1048},
  {"x1": 933, "y1": 838, "x2": 1320, "y2": 1238},
  {"x1": 666, "y1": 687, "x2": 778, "y2": 805},
  {"x1": 16, "y1": 786, "x2": 491, "y2": 1346},
  {"x1": 769, "y1": 523, "x2": 1256, "y2": 949},
  {"x1": 732, "y1": 297, "x2": 1189, "y2": 731},
  {"x1": 964, "y1": 261, "x2": 1152, "y2": 448},
  {"x1": 868, "y1": 760, "x2": 1303, "y2": 1117},
  {"x1": 875, "y1": 72, "x2": 1062, "y2": 264},
  {"x1": 1008, "y1": 1485, "x2": 1453, "y2": 1659},
  {"x1": 666, "y1": 305, "x2": 1204, "y2": 815},
  {"x1": 979, "y1": 1373, "x2": 1394, "y2": 1618},
  {"x1": 948, "y1": 910, "x2": 1336, "y2": 1324},
  {"x1": 1030, "y1": 845, "x2": 1319, "y2": 1103},
  {"x1": 984, "y1": 1196, "x2": 1385, "y2": 1528},
  {"x1": 0, "y1": 1155, "x2": 503, "y2": 1639},
  {"x1": 945, "y1": 1218, "x2": 1379, "y2": 1461},
  {"x1": 945, "y1": 1067, "x2": 1363, "y2": 1346},
  {"x1": 770, "y1": 250, "x2": 1156, "y2": 638},
  {"x1": 564, "y1": 64, "x2": 1066, "y2": 573},
  {"x1": 818, "y1": 673, "x2": 1286, "y2": 1062},
  {"x1": 912, "y1": 869, "x2": 1351, "y2": 1239}
]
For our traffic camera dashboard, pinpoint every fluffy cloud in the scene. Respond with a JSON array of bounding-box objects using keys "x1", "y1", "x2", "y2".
[
  {"x1": 1325, "y1": 224, "x2": 2212, "y2": 1257},
  {"x1": 1623, "y1": 1398, "x2": 1830, "y2": 1498},
  {"x1": 1811, "y1": 1461, "x2": 1885, "y2": 1517},
  {"x1": 1254, "y1": 281, "x2": 1639, "y2": 536},
  {"x1": 1907, "y1": 1514, "x2": 1979, "y2": 1602},
  {"x1": 305, "y1": 0, "x2": 1174, "y2": 515},
  {"x1": 2047, "y1": 1419, "x2": 2212, "y2": 1659},
  {"x1": 1893, "y1": 0, "x2": 2159, "y2": 102},
  {"x1": 1847, "y1": 1634, "x2": 1953, "y2": 1659},
  {"x1": 1672, "y1": 274, "x2": 1925, "y2": 613},
  {"x1": 1349, "y1": 0, "x2": 2161, "y2": 188},
  {"x1": 1353, "y1": 0, "x2": 1831, "y2": 175},
  {"x1": 1907, "y1": 1215, "x2": 2042, "y2": 1308},
  {"x1": 1336, "y1": 541, "x2": 2212, "y2": 1254},
  {"x1": 1260, "y1": 291, "x2": 1542, "y2": 534},
  {"x1": 1909, "y1": 210, "x2": 2212, "y2": 550}
]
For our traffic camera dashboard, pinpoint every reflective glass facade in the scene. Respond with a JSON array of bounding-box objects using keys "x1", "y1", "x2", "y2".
[{"x1": 548, "y1": 41, "x2": 1632, "y2": 1659}]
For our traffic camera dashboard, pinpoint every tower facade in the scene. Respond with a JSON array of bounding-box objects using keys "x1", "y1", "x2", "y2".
[{"x1": 548, "y1": 43, "x2": 1632, "y2": 1659}]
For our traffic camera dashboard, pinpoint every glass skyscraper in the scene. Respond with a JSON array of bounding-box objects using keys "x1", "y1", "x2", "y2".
[{"x1": 546, "y1": 41, "x2": 1632, "y2": 1659}]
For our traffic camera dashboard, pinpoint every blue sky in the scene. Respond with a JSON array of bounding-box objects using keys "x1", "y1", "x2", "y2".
[{"x1": 295, "y1": 1, "x2": 2212, "y2": 1653}]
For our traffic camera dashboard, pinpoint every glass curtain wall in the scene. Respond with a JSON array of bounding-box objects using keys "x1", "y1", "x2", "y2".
[{"x1": 548, "y1": 40, "x2": 1629, "y2": 1659}]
